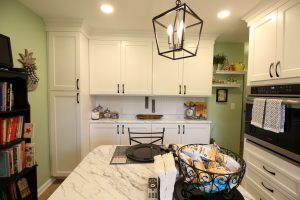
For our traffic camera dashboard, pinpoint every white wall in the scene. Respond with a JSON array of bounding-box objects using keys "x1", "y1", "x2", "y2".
[{"x1": 92, "y1": 96, "x2": 206, "y2": 119}]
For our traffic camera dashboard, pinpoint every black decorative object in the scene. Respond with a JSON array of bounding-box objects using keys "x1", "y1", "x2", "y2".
[
  {"x1": 0, "y1": 34, "x2": 13, "y2": 68},
  {"x1": 152, "y1": 0, "x2": 204, "y2": 60},
  {"x1": 216, "y1": 89, "x2": 228, "y2": 102},
  {"x1": 177, "y1": 144, "x2": 246, "y2": 196}
]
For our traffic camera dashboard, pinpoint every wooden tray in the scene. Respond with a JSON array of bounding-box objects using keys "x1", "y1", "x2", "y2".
[{"x1": 136, "y1": 114, "x2": 163, "y2": 120}]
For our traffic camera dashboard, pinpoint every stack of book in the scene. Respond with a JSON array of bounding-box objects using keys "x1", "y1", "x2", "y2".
[
  {"x1": 0, "y1": 116, "x2": 24, "y2": 145},
  {"x1": 0, "y1": 82, "x2": 13, "y2": 112},
  {"x1": 0, "y1": 123, "x2": 36, "y2": 177}
]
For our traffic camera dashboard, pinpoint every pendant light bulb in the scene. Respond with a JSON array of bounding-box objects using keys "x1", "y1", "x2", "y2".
[
  {"x1": 167, "y1": 25, "x2": 173, "y2": 45},
  {"x1": 177, "y1": 20, "x2": 184, "y2": 46}
]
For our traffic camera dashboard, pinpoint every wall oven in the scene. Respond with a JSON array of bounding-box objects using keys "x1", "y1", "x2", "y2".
[{"x1": 245, "y1": 84, "x2": 300, "y2": 163}]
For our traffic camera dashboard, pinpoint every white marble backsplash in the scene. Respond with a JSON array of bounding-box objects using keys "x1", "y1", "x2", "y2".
[{"x1": 92, "y1": 96, "x2": 206, "y2": 118}]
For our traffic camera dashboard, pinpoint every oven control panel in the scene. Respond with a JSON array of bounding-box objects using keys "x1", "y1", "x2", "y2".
[{"x1": 250, "y1": 84, "x2": 300, "y2": 96}]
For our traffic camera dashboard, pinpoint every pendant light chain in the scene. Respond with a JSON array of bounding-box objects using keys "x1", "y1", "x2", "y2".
[{"x1": 176, "y1": 0, "x2": 181, "y2": 6}]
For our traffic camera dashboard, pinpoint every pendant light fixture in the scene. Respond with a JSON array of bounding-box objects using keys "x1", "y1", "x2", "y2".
[{"x1": 152, "y1": 0, "x2": 204, "y2": 60}]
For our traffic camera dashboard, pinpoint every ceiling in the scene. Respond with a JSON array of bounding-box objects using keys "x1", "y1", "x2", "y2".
[{"x1": 18, "y1": 0, "x2": 277, "y2": 42}]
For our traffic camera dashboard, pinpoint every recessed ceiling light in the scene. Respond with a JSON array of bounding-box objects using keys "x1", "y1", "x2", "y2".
[
  {"x1": 101, "y1": 4, "x2": 114, "y2": 14},
  {"x1": 217, "y1": 10, "x2": 230, "y2": 19}
]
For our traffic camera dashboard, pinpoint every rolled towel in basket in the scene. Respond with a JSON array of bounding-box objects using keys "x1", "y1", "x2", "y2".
[
  {"x1": 263, "y1": 99, "x2": 285, "y2": 133},
  {"x1": 251, "y1": 98, "x2": 266, "y2": 128}
]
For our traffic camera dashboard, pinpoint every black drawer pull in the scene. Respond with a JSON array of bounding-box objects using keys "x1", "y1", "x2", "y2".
[
  {"x1": 117, "y1": 84, "x2": 120, "y2": 93},
  {"x1": 269, "y1": 63, "x2": 274, "y2": 78},
  {"x1": 117, "y1": 125, "x2": 119, "y2": 134},
  {"x1": 261, "y1": 182, "x2": 274, "y2": 193},
  {"x1": 263, "y1": 165, "x2": 276, "y2": 176},
  {"x1": 275, "y1": 61, "x2": 280, "y2": 77},
  {"x1": 179, "y1": 85, "x2": 181, "y2": 94},
  {"x1": 178, "y1": 125, "x2": 180, "y2": 134}
]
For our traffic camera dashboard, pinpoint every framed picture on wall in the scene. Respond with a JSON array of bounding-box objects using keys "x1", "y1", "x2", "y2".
[{"x1": 216, "y1": 89, "x2": 228, "y2": 102}]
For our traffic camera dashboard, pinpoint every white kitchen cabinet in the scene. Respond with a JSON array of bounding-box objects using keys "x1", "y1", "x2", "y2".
[
  {"x1": 247, "y1": 0, "x2": 300, "y2": 84},
  {"x1": 153, "y1": 45, "x2": 183, "y2": 95},
  {"x1": 181, "y1": 124, "x2": 210, "y2": 144},
  {"x1": 48, "y1": 32, "x2": 79, "y2": 91},
  {"x1": 89, "y1": 40, "x2": 121, "y2": 95},
  {"x1": 183, "y1": 43, "x2": 213, "y2": 96},
  {"x1": 48, "y1": 31, "x2": 91, "y2": 176},
  {"x1": 89, "y1": 40, "x2": 152, "y2": 95},
  {"x1": 49, "y1": 91, "x2": 80, "y2": 177},
  {"x1": 152, "y1": 41, "x2": 214, "y2": 96},
  {"x1": 243, "y1": 139, "x2": 300, "y2": 200},
  {"x1": 151, "y1": 124, "x2": 182, "y2": 144},
  {"x1": 89, "y1": 123, "x2": 152, "y2": 150}
]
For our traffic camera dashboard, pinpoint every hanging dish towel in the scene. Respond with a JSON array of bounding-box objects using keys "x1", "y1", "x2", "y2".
[
  {"x1": 263, "y1": 99, "x2": 285, "y2": 133},
  {"x1": 251, "y1": 98, "x2": 266, "y2": 128}
]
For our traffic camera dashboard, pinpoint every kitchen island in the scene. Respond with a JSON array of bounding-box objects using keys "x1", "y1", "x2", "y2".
[{"x1": 49, "y1": 145, "x2": 254, "y2": 200}]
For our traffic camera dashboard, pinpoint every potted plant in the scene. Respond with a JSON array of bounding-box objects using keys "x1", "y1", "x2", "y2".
[{"x1": 213, "y1": 54, "x2": 227, "y2": 71}]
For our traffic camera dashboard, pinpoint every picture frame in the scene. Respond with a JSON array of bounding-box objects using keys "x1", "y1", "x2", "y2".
[{"x1": 216, "y1": 89, "x2": 228, "y2": 102}]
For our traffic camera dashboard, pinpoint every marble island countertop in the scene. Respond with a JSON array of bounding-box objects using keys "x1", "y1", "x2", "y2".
[
  {"x1": 49, "y1": 145, "x2": 254, "y2": 200},
  {"x1": 89, "y1": 118, "x2": 212, "y2": 124}
]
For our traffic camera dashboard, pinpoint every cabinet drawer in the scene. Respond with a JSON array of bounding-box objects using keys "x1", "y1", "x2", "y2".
[
  {"x1": 244, "y1": 141, "x2": 300, "y2": 197},
  {"x1": 243, "y1": 177, "x2": 274, "y2": 200},
  {"x1": 246, "y1": 165, "x2": 295, "y2": 200}
]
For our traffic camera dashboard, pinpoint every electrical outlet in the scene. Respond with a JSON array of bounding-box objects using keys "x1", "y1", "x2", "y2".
[{"x1": 230, "y1": 103, "x2": 236, "y2": 110}]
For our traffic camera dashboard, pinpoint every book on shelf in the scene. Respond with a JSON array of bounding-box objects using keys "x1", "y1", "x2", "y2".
[
  {"x1": 0, "y1": 116, "x2": 24, "y2": 145},
  {"x1": 17, "y1": 177, "x2": 31, "y2": 199},
  {"x1": 23, "y1": 123, "x2": 34, "y2": 138},
  {"x1": 25, "y1": 143, "x2": 35, "y2": 168},
  {"x1": 0, "y1": 82, "x2": 13, "y2": 112},
  {"x1": 0, "y1": 141, "x2": 26, "y2": 177}
]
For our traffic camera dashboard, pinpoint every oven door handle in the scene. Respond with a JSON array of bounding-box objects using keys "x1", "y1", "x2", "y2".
[{"x1": 246, "y1": 97, "x2": 300, "y2": 107}]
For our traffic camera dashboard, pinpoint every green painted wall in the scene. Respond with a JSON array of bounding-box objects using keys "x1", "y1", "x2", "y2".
[
  {"x1": 0, "y1": 0, "x2": 50, "y2": 187},
  {"x1": 208, "y1": 42, "x2": 246, "y2": 154}
]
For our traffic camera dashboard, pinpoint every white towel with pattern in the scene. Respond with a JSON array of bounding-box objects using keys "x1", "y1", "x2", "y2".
[
  {"x1": 263, "y1": 99, "x2": 285, "y2": 133},
  {"x1": 251, "y1": 98, "x2": 266, "y2": 128}
]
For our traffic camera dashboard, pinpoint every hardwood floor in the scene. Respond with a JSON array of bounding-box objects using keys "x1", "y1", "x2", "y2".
[{"x1": 39, "y1": 179, "x2": 64, "y2": 200}]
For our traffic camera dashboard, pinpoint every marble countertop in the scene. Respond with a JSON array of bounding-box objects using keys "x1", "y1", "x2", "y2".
[
  {"x1": 49, "y1": 145, "x2": 254, "y2": 200},
  {"x1": 89, "y1": 118, "x2": 212, "y2": 124}
]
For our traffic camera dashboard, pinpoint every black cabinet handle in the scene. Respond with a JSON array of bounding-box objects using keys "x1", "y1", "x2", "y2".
[
  {"x1": 183, "y1": 125, "x2": 185, "y2": 134},
  {"x1": 261, "y1": 182, "x2": 274, "y2": 193},
  {"x1": 122, "y1": 84, "x2": 125, "y2": 94},
  {"x1": 184, "y1": 85, "x2": 186, "y2": 95},
  {"x1": 76, "y1": 93, "x2": 79, "y2": 104},
  {"x1": 76, "y1": 79, "x2": 79, "y2": 90},
  {"x1": 179, "y1": 85, "x2": 181, "y2": 94},
  {"x1": 263, "y1": 165, "x2": 276, "y2": 176},
  {"x1": 117, "y1": 125, "x2": 119, "y2": 134},
  {"x1": 117, "y1": 84, "x2": 120, "y2": 93},
  {"x1": 269, "y1": 63, "x2": 274, "y2": 78},
  {"x1": 178, "y1": 125, "x2": 180, "y2": 134},
  {"x1": 122, "y1": 125, "x2": 124, "y2": 134},
  {"x1": 275, "y1": 61, "x2": 280, "y2": 77}
]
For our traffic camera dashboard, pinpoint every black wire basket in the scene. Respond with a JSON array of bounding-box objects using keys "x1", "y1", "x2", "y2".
[{"x1": 177, "y1": 144, "x2": 246, "y2": 196}]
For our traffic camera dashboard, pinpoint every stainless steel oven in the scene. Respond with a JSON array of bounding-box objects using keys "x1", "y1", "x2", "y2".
[{"x1": 245, "y1": 84, "x2": 300, "y2": 163}]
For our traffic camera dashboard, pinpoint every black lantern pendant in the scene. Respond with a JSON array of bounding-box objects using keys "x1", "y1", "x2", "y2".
[{"x1": 152, "y1": 0, "x2": 204, "y2": 60}]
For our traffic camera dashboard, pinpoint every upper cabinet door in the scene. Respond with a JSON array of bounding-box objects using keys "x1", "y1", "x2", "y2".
[
  {"x1": 89, "y1": 40, "x2": 121, "y2": 95},
  {"x1": 277, "y1": 0, "x2": 300, "y2": 79},
  {"x1": 153, "y1": 45, "x2": 183, "y2": 96},
  {"x1": 121, "y1": 41, "x2": 153, "y2": 95},
  {"x1": 248, "y1": 11, "x2": 277, "y2": 82},
  {"x1": 48, "y1": 32, "x2": 79, "y2": 91},
  {"x1": 183, "y1": 42, "x2": 213, "y2": 96}
]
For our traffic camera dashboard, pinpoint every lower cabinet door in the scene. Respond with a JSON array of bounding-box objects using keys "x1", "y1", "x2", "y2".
[
  {"x1": 89, "y1": 123, "x2": 119, "y2": 149},
  {"x1": 151, "y1": 123, "x2": 181, "y2": 145},
  {"x1": 181, "y1": 124, "x2": 210, "y2": 144},
  {"x1": 123, "y1": 123, "x2": 152, "y2": 145},
  {"x1": 49, "y1": 91, "x2": 80, "y2": 177}
]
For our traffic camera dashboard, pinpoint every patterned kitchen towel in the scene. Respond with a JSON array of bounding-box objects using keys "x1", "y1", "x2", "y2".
[
  {"x1": 251, "y1": 98, "x2": 266, "y2": 128},
  {"x1": 263, "y1": 99, "x2": 285, "y2": 133}
]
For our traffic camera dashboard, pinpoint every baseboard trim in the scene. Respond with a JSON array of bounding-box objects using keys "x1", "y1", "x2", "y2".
[{"x1": 38, "y1": 178, "x2": 55, "y2": 197}]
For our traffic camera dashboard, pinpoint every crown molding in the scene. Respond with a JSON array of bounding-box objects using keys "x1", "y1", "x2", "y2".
[{"x1": 44, "y1": 18, "x2": 90, "y2": 36}]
